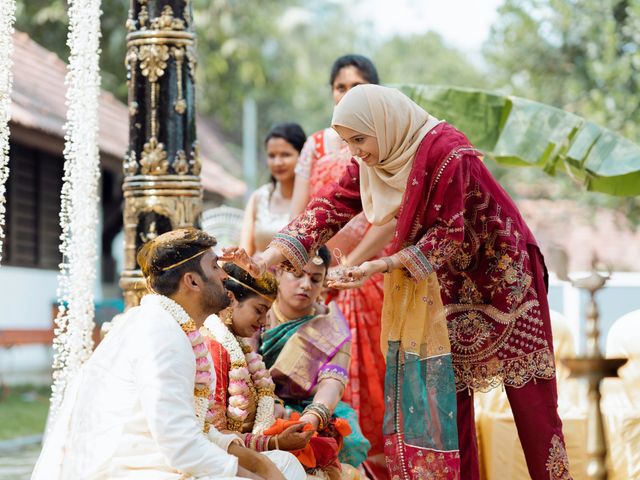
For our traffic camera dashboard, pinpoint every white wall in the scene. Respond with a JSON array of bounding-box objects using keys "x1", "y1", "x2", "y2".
[
  {"x1": 0, "y1": 256, "x2": 104, "y2": 385},
  {"x1": 0, "y1": 267, "x2": 56, "y2": 384},
  {"x1": 0, "y1": 345, "x2": 52, "y2": 385},
  {"x1": 548, "y1": 272, "x2": 640, "y2": 354},
  {"x1": 0, "y1": 267, "x2": 59, "y2": 329}
]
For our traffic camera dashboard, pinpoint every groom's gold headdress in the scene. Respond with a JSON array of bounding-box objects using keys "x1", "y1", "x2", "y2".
[{"x1": 137, "y1": 228, "x2": 217, "y2": 279}]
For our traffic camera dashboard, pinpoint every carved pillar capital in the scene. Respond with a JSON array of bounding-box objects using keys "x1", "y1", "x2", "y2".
[{"x1": 120, "y1": 0, "x2": 202, "y2": 308}]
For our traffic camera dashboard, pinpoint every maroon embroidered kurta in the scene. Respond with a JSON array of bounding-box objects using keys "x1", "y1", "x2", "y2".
[{"x1": 272, "y1": 122, "x2": 556, "y2": 392}]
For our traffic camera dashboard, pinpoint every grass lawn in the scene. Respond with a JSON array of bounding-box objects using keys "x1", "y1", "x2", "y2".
[{"x1": 0, "y1": 385, "x2": 50, "y2": 441}]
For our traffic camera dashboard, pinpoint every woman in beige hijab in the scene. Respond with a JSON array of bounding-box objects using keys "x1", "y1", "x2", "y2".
[{"x1": 223, "y1": 85, "x2": 571, "y2": 480}]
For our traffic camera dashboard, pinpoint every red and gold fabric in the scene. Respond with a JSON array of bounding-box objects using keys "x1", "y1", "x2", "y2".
[
  {"x1": 271, "y1": 121, "x2": 570, "y2": 479},
  {"x1": 272, "y1": 122, "x2": 556, "y2": 394}
]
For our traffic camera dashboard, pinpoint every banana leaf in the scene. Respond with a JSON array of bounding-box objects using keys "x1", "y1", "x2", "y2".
[{"x1": 396, "y1": 84, "x2": 640, "y2": 196}]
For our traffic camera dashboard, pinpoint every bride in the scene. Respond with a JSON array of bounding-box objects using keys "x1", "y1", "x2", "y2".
[{"x1": 202, "y1": 263, "x2": 310, "y2": 479}]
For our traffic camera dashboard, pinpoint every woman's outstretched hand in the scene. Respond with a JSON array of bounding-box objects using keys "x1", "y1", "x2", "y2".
[
  {"x1": 327, "y1": 262, "x2": 375, "y2": 290},
  {"x1": 326, "y1": 266, "x2": 366, "y2": 289},
  {"x1": 326, "y1": 261, "x2": 378, "y2": 289},
  {"x1": 220, "y1": 247, "x2": 266, "y2": 278}
]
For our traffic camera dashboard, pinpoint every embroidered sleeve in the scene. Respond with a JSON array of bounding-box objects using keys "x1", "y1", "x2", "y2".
[
  {"x1": 399, "y1": 164, "x2": 466, "y2": 282},
  {"x1": 270, "y1": 158, "x2": 363, "y2": 271},
  {"x1": 207, "y1": 338, "x2": 231, "y2": 430}
]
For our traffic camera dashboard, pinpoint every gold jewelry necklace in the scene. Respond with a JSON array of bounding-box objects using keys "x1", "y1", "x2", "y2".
[{"x1": 271, "y1": 301, "x2": 290, "y2": 325}]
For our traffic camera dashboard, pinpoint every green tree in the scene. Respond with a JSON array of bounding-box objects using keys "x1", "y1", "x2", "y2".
[
  {"x1": 193, "y1": 0, "x2": 360, "y2": 141},
  {"x1": 484, "y1": 0, "x2": 640, "y2": 223},
  {"x1": 486, "y1": 0, "x2": 640, "y2": 140},
  {"x1": 15, "y1": 0, "x2": 129, "y2": 100},
  {"x1": 14, "y1": 1, "x2": 491, "y2": 143},
  {"x1": 374, "y1": 31, "x2": 490, "y2": 89}
]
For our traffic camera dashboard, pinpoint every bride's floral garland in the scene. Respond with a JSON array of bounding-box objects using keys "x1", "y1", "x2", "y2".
[
  {"x1": 155, "y1": 295, "x2": 216, "y2": 433},
  {"x1": 203, "y1": 312, "x2": 275, "y2": 434}
]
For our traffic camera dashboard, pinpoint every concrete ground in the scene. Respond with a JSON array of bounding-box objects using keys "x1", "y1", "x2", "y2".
[{"x1": 0, "y1": 443, "x2": 40, "y2": 480}]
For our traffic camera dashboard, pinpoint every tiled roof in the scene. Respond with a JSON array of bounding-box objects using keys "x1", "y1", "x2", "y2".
[{"x1": 9, "y1": 31, "x2": 245, "y2": 199}]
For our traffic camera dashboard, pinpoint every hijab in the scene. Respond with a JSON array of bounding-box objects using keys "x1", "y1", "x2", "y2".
[{"x1": 331, "y1": 84, "x2": 440, "y2": 225}]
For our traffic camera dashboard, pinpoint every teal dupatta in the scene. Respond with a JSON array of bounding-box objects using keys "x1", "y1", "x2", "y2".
[{"x1": 261, "y1": 314, "x2": 314, "y2": 369}]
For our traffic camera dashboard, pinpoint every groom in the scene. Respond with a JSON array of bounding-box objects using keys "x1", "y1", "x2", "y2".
[{"x1": 33, "y1": 228, "x2": 298, "y2": 480}]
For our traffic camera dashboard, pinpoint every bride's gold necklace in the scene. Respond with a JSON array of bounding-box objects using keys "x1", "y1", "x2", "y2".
[{"x1": 272, "y1": 300, "x2": 315, "y2": 325}]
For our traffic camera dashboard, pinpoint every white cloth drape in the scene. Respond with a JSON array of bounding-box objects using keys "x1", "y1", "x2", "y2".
[{"x1": 602, "y1": 309, "x2": 640, "y2": 480}]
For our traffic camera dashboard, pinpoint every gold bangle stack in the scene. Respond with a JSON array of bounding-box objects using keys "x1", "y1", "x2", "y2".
[
  {"x1": 303, "y1": 409, "x2": 325, "y2": 429},
  {"x1": 302, "y1": 402, "x2": 332, "y2": 430}
]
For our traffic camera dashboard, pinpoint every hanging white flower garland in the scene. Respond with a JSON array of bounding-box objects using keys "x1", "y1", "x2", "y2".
[
  {"x1": 49, "y1": 0, "x2": 103, "y2": 421},
  {"x1": 0, "y1": 0, "x2": 16, "y2": 263}
]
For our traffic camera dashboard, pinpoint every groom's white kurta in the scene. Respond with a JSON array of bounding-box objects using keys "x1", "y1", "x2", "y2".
[{"x1": 33, "y1": 296, "x2": 242, "y2": 480}]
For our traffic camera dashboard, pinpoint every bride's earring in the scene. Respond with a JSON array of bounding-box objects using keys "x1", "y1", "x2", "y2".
[{"x1": 222, "y1": 308, "x2": 234, "y2": 326}]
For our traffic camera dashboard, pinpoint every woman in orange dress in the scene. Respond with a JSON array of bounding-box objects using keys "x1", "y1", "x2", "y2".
[{"x1": 290, "y1": 55, "x2": 394, "y2": 478}]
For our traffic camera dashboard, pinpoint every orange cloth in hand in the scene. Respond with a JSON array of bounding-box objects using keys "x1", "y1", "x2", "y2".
[
  {"x1": 264, "y1": 414, "x2": 317, "y2": 468},
  {"x1": 264, "y1": 412, "x2": 352, "y2": 469}
]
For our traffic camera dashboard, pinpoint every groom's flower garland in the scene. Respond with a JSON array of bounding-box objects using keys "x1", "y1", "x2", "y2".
[
  {"x1": 0, "y1": 0, "x2": 16, "y2": 262},
  {"x1": 203, "y1": 313, "x2": 275, "y2": 434},
  {"x1": 156, "y1": 295, "x2": 216, "y2": 433}
]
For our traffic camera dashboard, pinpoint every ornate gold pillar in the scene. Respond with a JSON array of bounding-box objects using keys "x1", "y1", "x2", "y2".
[{"x1": 120, "y1": 0, "x2": 202, "y2": 308}]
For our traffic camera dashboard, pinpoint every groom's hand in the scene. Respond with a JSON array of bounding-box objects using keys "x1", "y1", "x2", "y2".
[
  {"x1": 236, "y1": 466, "x2": 263, "y2": 479},
  {"x1": 276, "y1": 423, "x2": 314, "y2": 451},
  {"x1": 228, "y1": 442, "x2": 285, "y2": 480}
]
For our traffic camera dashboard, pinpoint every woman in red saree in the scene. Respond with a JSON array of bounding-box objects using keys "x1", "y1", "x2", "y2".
[
  {"x1": 290, "y1": 55, "x2": 393, "y2": 478},
  {"x1": 223, "y1": 85, "x2": 572, "y2": 480}
]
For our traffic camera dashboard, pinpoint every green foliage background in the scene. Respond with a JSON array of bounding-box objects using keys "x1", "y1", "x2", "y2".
[
  {"x1": 13, "y1": 0, "x2": 640, "y2": 221},
  {"x1": 484, "y1": 0, "x2": 640, "y2": 221}
]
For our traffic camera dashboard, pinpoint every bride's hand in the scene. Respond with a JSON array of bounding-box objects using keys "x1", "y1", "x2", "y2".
[
  {"x1": 220, "y1": 247, "x2": 266, "y2": 278},
  {"x1": 298, "y1": 413, "x2": 321, "y2": 430}
]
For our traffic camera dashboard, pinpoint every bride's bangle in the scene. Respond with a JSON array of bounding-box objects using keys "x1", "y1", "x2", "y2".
[{"x1": 302, "y1": 409, "x2": 325, "y2": 430}]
